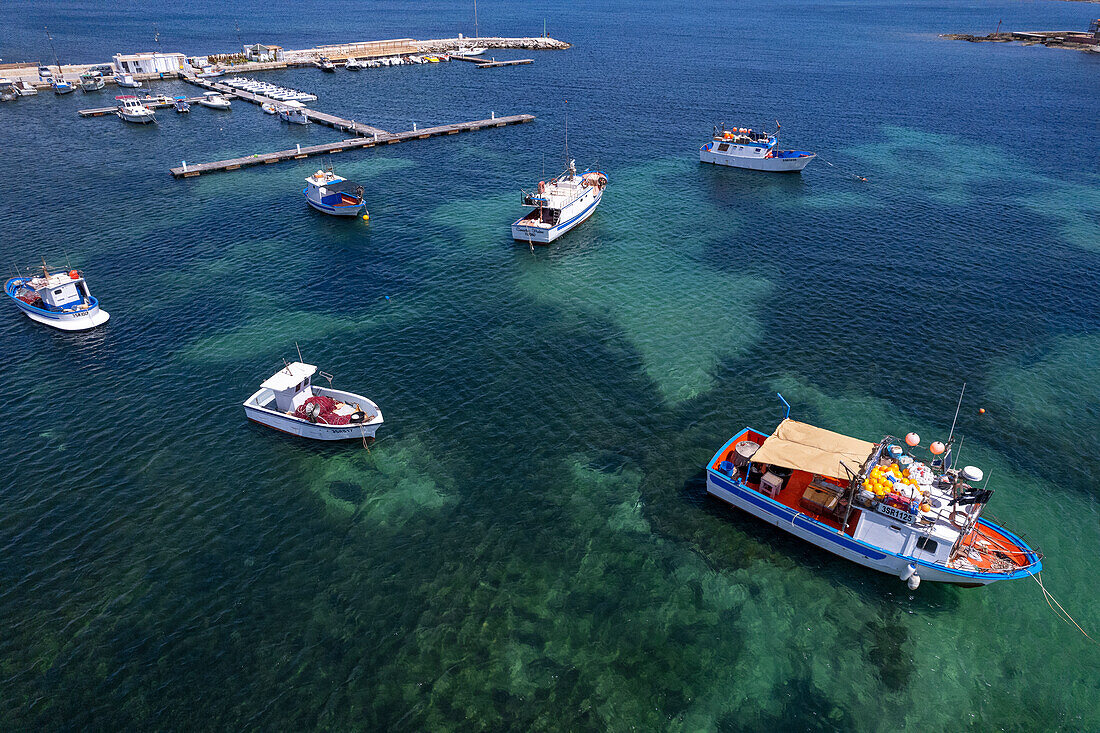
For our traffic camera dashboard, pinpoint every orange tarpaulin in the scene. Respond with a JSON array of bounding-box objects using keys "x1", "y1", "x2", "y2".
[{"x1": 751, "y1": 419, "x2": 875, "y2": 480}]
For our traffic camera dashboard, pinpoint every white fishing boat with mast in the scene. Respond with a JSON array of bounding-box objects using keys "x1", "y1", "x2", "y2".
[
  {"x1": 700, "y1": 121, "x2": 815, "y2": 172},
  {"x1": 243, "y1": 348, "x2": 383, "y2": 441},
  {"x1": 511, "y1": 108, "x2": 607, "y2": 244},
  {"x1": 44, "y1": 28, "x2": 74, "y2": 94}
]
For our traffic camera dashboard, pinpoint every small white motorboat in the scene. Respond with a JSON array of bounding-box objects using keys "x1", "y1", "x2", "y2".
[
  {"x1": 319, "y1": 57, "x2": 336, "y2": 72},
  {"x1": 278, "y1": 101, "x2": 309, "y2": 125},
  {"x1": 173, "y1": 95, "x2": 190, "y2": 112},
  {"x1": 0, "y1": 79, "x2": 16, "y2": 102},
  {"x1": 303, "y1": 166, "x2": 367, "y2": 217},
  {"x1": 345, "y1": 58, "x2": 363, "y2": 70},
  {"x1": 13, "y1": 81, "x2": 38, "y2": 96},
  {"x1": 452, "y1": 47, "x2": 488, "y2": 57},
  {"x1": 51, "y1": 78, "x2": 75, "y2": 94},
  {"x1": 116, "y1": 95, "x2": 156, "y2": 124},
  {"x1": 197, "y1": 91, "x2": 231, "y2": 110},
  {"x1": 79, "y1": 72, "x2": 104, "y2": 91},
  {"x1": 5, "y1": 263, "x2": 110, "y2": 331},
  {"x1": 195, "y1": 66, "x2": 225, "y2": 79},
  {"x1": 262, "y1": 102, "x2": 278, "y2": 114},
  {"x1": 243, "y1": 360, "x2": 383, "y2": 440},
  {"x1": 114, "y1": 73, "x2": 142, "y2": 88}
]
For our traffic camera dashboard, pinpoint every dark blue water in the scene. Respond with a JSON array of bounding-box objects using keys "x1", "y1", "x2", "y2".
[{"x1": 1, "y1": 1, "x2": 1098, "y2": 729}]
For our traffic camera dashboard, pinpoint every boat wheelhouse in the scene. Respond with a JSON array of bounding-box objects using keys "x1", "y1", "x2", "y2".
[
  {"x1": 700, "y1": 124, "x2": 815, "y2": 172},
  {"x1": 705, "y1": 398, "x2": 1042, "y2": 589},
  {"x1": 303, "y1": 167, "x2": 367, "y2": 217},
  {"x1": 511, "y1": 159, "x2": 607, "y2": 244},
  {"x1": 116, "y1": 95, "x2": 156, "y2": 123},
  {"x1": 243, "y1": 361, "x2": 383, "y2": 440},
  {"x1": 5, "y1": 265, "x2": 110, "y2": 331}
]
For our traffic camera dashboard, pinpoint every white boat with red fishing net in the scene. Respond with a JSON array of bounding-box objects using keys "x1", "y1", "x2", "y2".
[
  {"x1": 243, "y1": 361, "x2": 383, "y2": 440},
  {"x1": 700, "y1": 123, "x2": 815, "y2": 172},
  {"x1": 705, "y1": 395, "x2": 1042, "y2": 589},
  {"x1": 511, "y1": 159, "x2": 607, "y2": 244}
]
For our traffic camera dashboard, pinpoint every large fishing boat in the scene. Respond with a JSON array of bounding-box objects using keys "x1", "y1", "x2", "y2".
[
  {"x1": 511, "y1": 159, "x2": 607, "y2": 244},
  {"x1": 243, "y1": 360, "x2": 383, "y2": 440},
  {"x1": 303, "y1": 167, "x2": 366, "y2": 217},
  {"x1": 705, "y1": 396, "x2": 1042, "y2": 589},
  {"x1": 5, "y1": 264, "x2": 110, "y2": 331},
  {"x1": 700, "y1": 124, "x2": 815, "y2": 172}
]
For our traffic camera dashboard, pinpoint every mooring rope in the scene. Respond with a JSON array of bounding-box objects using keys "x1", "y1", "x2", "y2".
[
  {"x1": 816, "y1": 155, "x2": 868, "y2": 182},
  {"x1": 1033, "y1": 572, "x2": 1097, "y2": 645}
]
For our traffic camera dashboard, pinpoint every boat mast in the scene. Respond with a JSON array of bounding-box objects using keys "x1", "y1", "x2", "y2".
[
  {"x1": 44, "y1": 26, "x2": 62, "y2": 76},
  {"x1": 474, "y1": 0, "x2": 479, "y2": 40}
]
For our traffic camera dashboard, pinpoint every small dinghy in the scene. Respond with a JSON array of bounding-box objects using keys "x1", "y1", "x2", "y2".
[
  {"x1": 197, "y1": 91, "x2": 231, "y2": 109},
  {"x1": 261, "y1": 102, "x2": 278, "y2": 114},
  {"x1": 303, "y1": 166, "x2": 367, "y2": 217},
  {"x1": 5, "y1": 263, "x2": 109, "y2": 331},
  {"x1": 243, "y1": 360, "x2": 383, "y2": 440}
]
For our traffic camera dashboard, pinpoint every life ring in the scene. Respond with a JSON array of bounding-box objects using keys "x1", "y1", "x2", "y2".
[
  {"x1": 949, "y1": 510, "x2": 968, "y2": 529},
  {"x1": 349, "y1": 410, "x2": 366, "y2": 424}
]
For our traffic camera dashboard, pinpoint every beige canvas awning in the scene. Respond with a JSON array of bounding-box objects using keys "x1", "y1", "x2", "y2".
[{"x1": 751, "y1": 419, "x2": 875, "y2": 480}]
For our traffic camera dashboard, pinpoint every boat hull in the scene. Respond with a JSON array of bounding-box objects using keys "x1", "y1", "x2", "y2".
[
  {"x1": 303, "y1": 188, "x2": 365, "y2": 216},
  {"x1": 511, "y1": 189, "x2": 602, "y2": 244},
  {"x1": 700, "y1": 145, "x2": 815, "y2": 172},
  {"x1": 118, "y1": 111, "x2": 156, "y2": 123},
  {"x1": 243, "y1": 388, "x2": 382, "y2": 440},
  {"x1": 705, "y1": 434, "x2": 1040, "y2": 586}
]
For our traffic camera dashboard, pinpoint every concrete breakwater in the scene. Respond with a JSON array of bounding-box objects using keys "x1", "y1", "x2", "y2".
[{"x1": 942, "y1": 22, "x2": 1100, "y2": 52}]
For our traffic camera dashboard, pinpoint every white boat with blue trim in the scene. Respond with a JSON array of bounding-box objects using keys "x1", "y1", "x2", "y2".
[
  {"x1": 700, "y1": 124, "x2": 815, "y2": 172},
  {"x1": 511, "y1": 160, "x2": 607, "y2": 244},
  {"x1": 303, "y1": 167, "x2": 366, "y2": 217},
  {"x1": 706, "y1": 397, "x2": 1042, "y2": 589},
  {"x1": 5, "y1": 264, "x2": 110, "y2": 331},
  {"x1": 243, "y1": 361, "x2": 383, "y2": 440}
]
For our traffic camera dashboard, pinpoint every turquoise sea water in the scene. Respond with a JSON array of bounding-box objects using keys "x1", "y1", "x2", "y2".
[{"x1": 1, "y1": 1, "x2": 1098, "y2": 729}]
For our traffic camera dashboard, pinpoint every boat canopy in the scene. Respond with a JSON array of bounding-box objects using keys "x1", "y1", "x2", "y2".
[{"x1": 751, "y1": 419, "x2": 875, "y2": 480}]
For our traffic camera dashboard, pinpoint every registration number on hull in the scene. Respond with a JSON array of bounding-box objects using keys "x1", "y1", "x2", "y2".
[{"x1": 876, "y1": 503, "x2": 917, "y2": 523}]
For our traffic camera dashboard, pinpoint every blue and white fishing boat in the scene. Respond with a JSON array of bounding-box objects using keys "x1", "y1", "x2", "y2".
[
  {"x1": 243, "y1": 360, "x2": 383, "y2": 440},
  {"x1": 5, "y1": 264, "x2": 110, "y2": 331},
  {"x1": 705, "y1": 396, "x2": 1042, "y2": 589},
  {"x1": 511, "y1": 159, "x2": 607, "y2": 244},
  {"x1": 51, "y1": 78, "x2": 75, "y2": 95},
  {"x1": 700, "y1": 123, "x2": 815, "y2": 172},
  {"x1": 303, "y1": 167, "x2": 367, "y2": 217}
]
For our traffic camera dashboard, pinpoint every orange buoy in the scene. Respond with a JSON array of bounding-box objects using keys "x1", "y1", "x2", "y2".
[
  {"x1": 979, "y1": 408, "x2": 986, "y2": 414},
  {"x1": 930, "y1": 441, "x2": 946, "y2": 455},
  {"x1": 68, "y1": 270, "x2": 79, "y2": 279}
]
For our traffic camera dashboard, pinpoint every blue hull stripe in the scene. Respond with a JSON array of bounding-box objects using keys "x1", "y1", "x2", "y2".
[{"x1": 5, "y1": 278, "x2": 99, "y2": 318}]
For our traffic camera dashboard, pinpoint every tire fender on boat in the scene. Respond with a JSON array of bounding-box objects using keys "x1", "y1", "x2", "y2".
[
  {"x1": 349, "y1": 410, "x2": 366, "y2": 424},
  {"x1": 950, "y1": 510, "x2": 968, "y2": 529}
]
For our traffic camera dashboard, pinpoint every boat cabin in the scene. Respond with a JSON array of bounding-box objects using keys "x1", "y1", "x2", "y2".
[{"x1": 259, "y1": 362, "x2": 317, "y2": 414}]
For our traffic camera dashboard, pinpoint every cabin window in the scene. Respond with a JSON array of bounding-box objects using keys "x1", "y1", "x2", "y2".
[
  {"x1": 916, "y1": 537, "x2": 938, "y2": 555},
  {"x1": 54, "y1": 288, "x2": 63, "y2": 295},
  {"x1": 295, "y1": 383, "x2": 301, "y2": 393},
  {"x1": 717, "y1": 143, "x2": 730, "y2": 152}
]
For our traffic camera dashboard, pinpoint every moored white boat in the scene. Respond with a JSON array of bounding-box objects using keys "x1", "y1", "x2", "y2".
[
  {"x1": 13, "y1": 80, "x2": 38, "y2": 96},
  {"x1": 116, "y1": 95, "x2": 156, "y2": 123},
  {"x1": 277, "y1": 100, "x2": 309, "y2": 124},
  {"x1": 197, "y1": 91, "x2": 231, "y2": 109},
  {"x1": 705, "y1": 397, "x2": 1043, "y2": 589},
  {"x1": 319, "y1": 57, "x2": 336, "y2": 72},
  {"x1": 114, "y1": 73, "x2": 142, "y2": 88},
  {"x1": 5, "y1": 264, "x2": 110, "y2": 331},
  {"x1": 345, "y1": 58, "x2": 363, "y2": 70},
  {"x1": 79, "y1": 72, "x2": 105, "y2": 91},
  {"x1": 700, "y1": 123, "x2": 815, "y2": 172},
  {"x1": 0, "y1": 78, "x2": 16, "y2": 102},
  {"x1": 303, "y1": 166, "x2": 366, "y2": 216},
  {"x1": 511, "y1": 159, "x2": 607, "y2": 244},
  {"x1": 243, "y1": 361, "x2": 383, "y2": 440},
  {"x1": 173, "y1": 95, "x2": 190, "y2": 112},
  {"x1": 51, "y1": 78, "x2": 75, "y2": 94}
]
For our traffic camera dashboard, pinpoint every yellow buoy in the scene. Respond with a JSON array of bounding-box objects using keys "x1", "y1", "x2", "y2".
[{"x1": 362, "y1": 212, "x2": 370, "y2": 221}]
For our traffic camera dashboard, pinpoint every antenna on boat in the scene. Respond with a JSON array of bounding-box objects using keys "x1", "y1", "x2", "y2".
[
  {"x1": 474, "y1": 0, "x2": 479, "y2": 40},
  {"x1": 946, "y1": 382, "x2": 966, "y2": 446},
  {"x1": 563, "y1": 99, "x2": 570, "y2": 173},
  {"x1": 295, "y1": 341, "x2": 304, "y2": 363}
]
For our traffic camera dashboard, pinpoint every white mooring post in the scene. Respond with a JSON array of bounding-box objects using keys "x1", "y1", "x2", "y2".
[
  {"x1": 413, "y1": 122, "x2": 417, "y2": 131},
  {"x1": 182, "y1": 161, "x2": 187, "y2": 172},
  {"x1": 296, "y1": 144, "x2": 301, "y2": 154},
  {"x1": 491, "y1": 111, "x2": 495, "y2": 119}
]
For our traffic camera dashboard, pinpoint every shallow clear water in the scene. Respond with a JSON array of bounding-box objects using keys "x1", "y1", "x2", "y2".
[{"x1": 1, "y1": 1, "x2": 1098, "y2": 729}]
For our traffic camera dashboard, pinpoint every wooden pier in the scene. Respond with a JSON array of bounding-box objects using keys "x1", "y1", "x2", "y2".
[
  {"x1": 169, "y1": 114, "x2": 534, "y2": 178},
  {"x1": 451, "y1": 56, "x2": 534, "y2": 68},
  {"x1": 78, "y1": 95, "x2": 212, "y2": 117}
]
